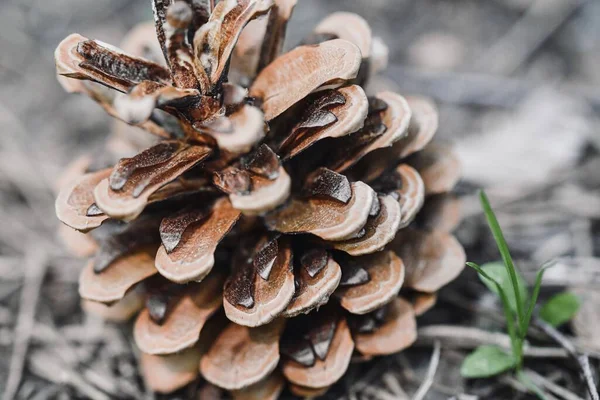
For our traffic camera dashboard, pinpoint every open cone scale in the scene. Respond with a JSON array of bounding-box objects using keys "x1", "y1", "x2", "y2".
[{"x1": 54, "y1": 0, "x2": 465, "y2": 397}]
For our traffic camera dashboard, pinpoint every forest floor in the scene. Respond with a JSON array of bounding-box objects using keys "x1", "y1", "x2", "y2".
[{"x1": 0, "y1": 0, "x2": 599, "y2": 399}]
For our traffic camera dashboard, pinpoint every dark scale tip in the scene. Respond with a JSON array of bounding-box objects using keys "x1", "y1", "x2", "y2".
[
  {"x1": 338, "y1": 263, "x2": 370, "y2": 287},
  {"x1": 109, "y1": 142, "x2": 181, "y2": 191},
  {"x1": 307, "y1": 319, "x2": 337, "y2": 361},
  {"x1": 159, "y1": 207, "x2": 209, "y2": 253},
  {"x1": 213, "y1": 168, "x2": 252, "y2": 195},
  {"x1": 306, "y1": 168, "x2": 352, "y2": 204},
  {"x1": 281, "y1": 340, "x2": 316, "y2": 367},
  {"x1": 295, "y1": 109, "x2": 337, "y2": 131},
  {"x1": 225, "y1": 258, "x2": 256, "y2": 309},
  {"x1": 368, "y1": 97, "x2": 389, "y2": 114},
  {"x1": 244, "y1": 144, "x2": 280, "y2": 180},
  {"x1": 300, "y1": 248, "x2": 328, "y2": 278},
  {"x1": 349, "y1": 314, "x2": 377, "y2": 334},
  {"x1": 253, "y1": 235, "x2": 280, "y2": 281}
]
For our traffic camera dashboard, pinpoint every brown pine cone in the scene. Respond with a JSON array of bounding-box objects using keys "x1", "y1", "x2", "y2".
[{"x1": 54, "y1": 1, "x2": 466, "y2": 398}]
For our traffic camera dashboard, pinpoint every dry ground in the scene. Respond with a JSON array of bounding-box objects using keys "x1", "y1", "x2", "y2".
[{"x1": 0, "y1": 0, "x2": 599, "y2": 398}]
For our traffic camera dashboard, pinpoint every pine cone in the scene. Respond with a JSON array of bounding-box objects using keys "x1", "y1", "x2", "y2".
[{"x1": 54, "y1": 1, "x2": 466, "y2": 398}]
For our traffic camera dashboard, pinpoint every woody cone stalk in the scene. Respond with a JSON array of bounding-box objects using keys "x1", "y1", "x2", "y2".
[{"x1": 54, "y1": 0, "x2": 466, "y2": 398}]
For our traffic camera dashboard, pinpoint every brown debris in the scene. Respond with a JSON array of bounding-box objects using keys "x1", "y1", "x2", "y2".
[
  {"x1": 265, "y1": 181, "x2": 375, "y2": 241},
  {"x1": 250, "y1": 39, "x2": 362, "y2": 120},
  {"x1": 155, "y1": 197, "x2": 240, "y2": 283},
  {"x1": 200, "y1": 319, "x2": 285, "y2": 390},
  {"x1": 134, "y1": 273, "x2": 223, "y2": 354},
  {"x1": 353, "y1": 298, "x2": 417, "y2": 356},
  {"x1": 335, "y1": 251, "x2": 405, "y2": 314}
]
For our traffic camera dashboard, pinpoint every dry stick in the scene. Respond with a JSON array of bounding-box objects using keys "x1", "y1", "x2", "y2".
[
  {"x1": 534, "y1": 318, "x2": 600, "y2": 400},
  {"x1": 127, "y1": 335, "x2": 155, "y2": 400},
  {"x1": 400, "y1": 350, "x2": 475, "y2": 399},
  {"x1": 2, "y1": 249, "x2": 48, "y2": 400},
  {"x1": 28, "y1": 349, "x2": 111, "y2": 400},
  {"x1": 382, "y1": 372, "x2": 410, "y2": 399},
  {"x1": 361, "y1": 385, "x2": 400, "y2": 400},
  {"x1": 443, "y1": 288, "x2": 600, "y2": 359},
  {"x1": 413, "y1": 340, "x2": 442, "y2": 400},
  {"x1": 501, "y1": 374, "x2": 560, "y2": 400},
  {"x1": 417, "y1": 325, "x2": 569, "y2": 358},
  {"x1": 526, "y1": 369, "x2": 584, "y2": 400}
]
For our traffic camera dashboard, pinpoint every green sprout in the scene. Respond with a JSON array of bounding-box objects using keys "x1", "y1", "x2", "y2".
[{"x1": 460, "y1": 190, "x2": 580, "y2": 398}]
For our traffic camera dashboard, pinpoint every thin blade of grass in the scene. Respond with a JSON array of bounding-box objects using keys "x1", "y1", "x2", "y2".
[
  {"x1": 467, "y1": 262, "x2": 519, "y2": 360},
  {"x1": 522, "y1": 262, "x2": 554, "y2": 333},
  {"x1": 479, "y1": 190, "x2": 526, "y2": 335}
]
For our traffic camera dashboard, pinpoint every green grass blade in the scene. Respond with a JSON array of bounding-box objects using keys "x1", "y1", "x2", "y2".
[
  {"x1": 522, "y1": 262, "x2": 553, "y2": 332},
  {"x1": 467, "y1": 262, "x2": 519, "y2": 360},
  {"x1": 479, "y1": 190, "x2": 526, "y2": 335}
]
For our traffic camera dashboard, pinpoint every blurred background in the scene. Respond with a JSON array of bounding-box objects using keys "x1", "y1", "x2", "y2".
[{"x1": 0, "y1": 0, "x2": 599, "y2": 399}]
